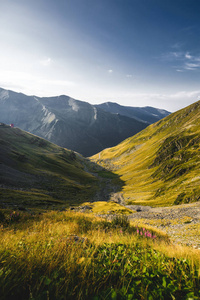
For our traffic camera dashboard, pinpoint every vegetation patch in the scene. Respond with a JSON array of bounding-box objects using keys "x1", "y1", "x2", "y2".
[
  {"x1": 79, "y1": 201, "x2": 134, "y2": 215},
  {"x1": 0, "y1": 126, "x2": 124, "y2": 209},
  {"x1": 174, "y1": 189, "x2": 200, "y2": 205},
  {"x1": 0, "y1": 211, "x2": 199, "y2": 300}
]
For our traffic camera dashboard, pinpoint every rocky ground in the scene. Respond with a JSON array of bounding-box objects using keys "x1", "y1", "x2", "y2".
[
  {"x1": 125, "y1": 202, "x2": 200, "y2": 248},
  {"x1": 74, "y1": 198, "x2": 200, "y2": 248},
  {"x1": 81, "y1": 161, "x2": 200, "y2": 249}
]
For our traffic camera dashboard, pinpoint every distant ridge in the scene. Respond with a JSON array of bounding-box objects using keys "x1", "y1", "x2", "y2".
[
  {"x1": 0, "y1": 88, "x2": 169, "y2": 156},
  {"x1": 92, "y1": 100, "x2": 200, "y2": 206},
  {"x1": 95, "y1": 102, "x2": 170, "y2": 124}
]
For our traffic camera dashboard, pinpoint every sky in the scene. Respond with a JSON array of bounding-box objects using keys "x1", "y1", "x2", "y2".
[{"x1": 1, "y1": 0, "x2": 200, "y2": 112}]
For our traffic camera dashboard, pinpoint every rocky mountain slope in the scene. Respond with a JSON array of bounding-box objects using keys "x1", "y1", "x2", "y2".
[
  {"x1": 0, "y1": 88, "x2": 146, "y2": 157},
  {"x1": 0, "y1": 88, "x2": 168, "y2": 157},
  {"x1": 91, "y1": 100, "x2": 200, "y2": 207},
  {"x1": 96, "y1": 102, "x2": 170, "y2": 124}
]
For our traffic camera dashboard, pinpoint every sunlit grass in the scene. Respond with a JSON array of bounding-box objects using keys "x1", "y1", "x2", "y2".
[
  {"x1": 0, "y1": 210, "x2": 200, "y2": 299},
  {"x1": 79, "y1": 201, "x2": 134, "y2": 215},
  {"x1": 91, "y1": 100, "x2": 200, "y2": 207}
]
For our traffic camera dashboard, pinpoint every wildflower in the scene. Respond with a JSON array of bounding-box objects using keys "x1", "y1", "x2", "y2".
[{"x1": 137, "y1": 229, "x2": 139, "y2": 234}]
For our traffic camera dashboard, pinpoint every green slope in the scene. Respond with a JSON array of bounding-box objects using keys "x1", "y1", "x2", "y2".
[
  {"x1": 91, "y1": 100, "x2": 200, "y2": 206},
  {"x1": 0, "y1": 124, "x2": 99, "y2": 209}
]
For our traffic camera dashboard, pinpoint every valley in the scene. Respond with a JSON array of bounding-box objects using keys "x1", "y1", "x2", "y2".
[{"x1": 0, "y1": 96, "x2": 200, "y2": 299}]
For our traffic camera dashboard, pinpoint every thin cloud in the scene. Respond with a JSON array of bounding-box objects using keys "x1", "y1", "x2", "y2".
[
  {"x1": 161, "y1": 51, "x2": 183, "y2": 61},
  {"x1": 171, "y1": 42, "x2": 184, "y2": 49},
  {"x1": 40, "y1": 57, "x2": 52, "y2": 66},
  {"x1": 108, "y1": 69, "x2": 113, "y2": 74},
  {"x1": 184, "y1": 62, "x2": 200, "y2": 70},
  {"x1": 163, "y1": 49, "x2": 200, "y2": 71}
]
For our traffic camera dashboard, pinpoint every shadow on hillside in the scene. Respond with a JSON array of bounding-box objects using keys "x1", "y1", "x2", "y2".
[
  {"x1": 0, "y1": 125, "x2": 125, "y2": 212},
  {"x1": 0, "y1": 156, "x2": 125, "y2": 212}
]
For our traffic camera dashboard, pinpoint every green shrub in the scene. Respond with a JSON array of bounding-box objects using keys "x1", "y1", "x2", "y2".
[{"x1": 111, "y1": 215, "x2": 130, "y2": 230}]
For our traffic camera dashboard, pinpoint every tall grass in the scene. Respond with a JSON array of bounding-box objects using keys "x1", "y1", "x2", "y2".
[{"x1": 0, "y1": 210, "x2": 199, "y2": 299}]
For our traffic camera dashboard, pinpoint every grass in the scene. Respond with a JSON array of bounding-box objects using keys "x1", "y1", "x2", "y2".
[
  {"x1": 78, "y1": 201, "x2": 134, "y2": 215},
  {"x1": 0, "y1": 210, "x2": 200, "y2": 299},
  {"x1": 91, "y1": 100, "x2": 200, "y2": 207},
  {"x1": 0, "y1": 126, "x2": 124, "y2": 209}
]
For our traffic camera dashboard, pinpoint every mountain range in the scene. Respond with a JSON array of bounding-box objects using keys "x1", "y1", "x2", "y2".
[{"x1": 0, "y1": 88, "x2": 170, "y2": 156}]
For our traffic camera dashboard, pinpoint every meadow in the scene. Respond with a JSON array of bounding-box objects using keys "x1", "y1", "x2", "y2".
[{"x1": 0, "y1": 209, "x2": 200, "y2": 300}]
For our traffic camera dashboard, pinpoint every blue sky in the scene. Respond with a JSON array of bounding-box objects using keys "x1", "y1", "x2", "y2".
[{"x1": 1, "y1": 0, "x2": 200, "y2": 111}]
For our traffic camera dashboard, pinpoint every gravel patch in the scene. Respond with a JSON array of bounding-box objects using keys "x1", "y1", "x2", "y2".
[{"x1": 127, "y1": 202, "x2": 200, "y2": 248}]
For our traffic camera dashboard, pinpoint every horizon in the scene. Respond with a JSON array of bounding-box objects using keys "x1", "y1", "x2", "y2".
[{"x1": 1, "y1": 0, "x2": 200, "y2": 112}]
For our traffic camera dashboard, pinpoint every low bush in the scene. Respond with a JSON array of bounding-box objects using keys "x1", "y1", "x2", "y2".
[{"x1": 111, "y1": 214, "x2": 130, "y2": 230}]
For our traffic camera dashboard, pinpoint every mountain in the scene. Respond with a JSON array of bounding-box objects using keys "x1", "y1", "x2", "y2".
[
  {"x1": 91, "y1": 100, "x2": 200, "y2": 206},
  {"x1": 95, "y1": 102, "x2": 170, "y2": 124},
  {"x1": 0, "y1": 124, "x2": 101, "y2": 209},
  {"x1": 0, "y1": 88, "x2": 168, "y2": 157}
]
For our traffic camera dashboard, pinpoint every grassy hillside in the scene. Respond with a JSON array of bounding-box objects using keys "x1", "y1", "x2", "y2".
[
  {"x1": 0, "y1": 124, "x2": 101, "y2": 209},
  {"x1": 91, "y1": 100, "x2": 200, "y2": 206}
]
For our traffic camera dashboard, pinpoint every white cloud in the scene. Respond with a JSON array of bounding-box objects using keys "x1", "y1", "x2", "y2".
[
  {"x1": 0, "y1": 70, "x2": 76, "y2": 97},
  {"x1": 184, "y1": 62, "x2": 200, "y2": 70},
  {"x1": 126, "y1": 74, "x2": 132, "y2": 78},
  {"x1": 185, "y1": 52, "x2": 192, "y2": 59},
  {"x1": 108, "y1": 69, "x2": 113, "y2": 73},
  {"x1": 40, "y1": 57, "x2": 52, "y2": 66}
]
